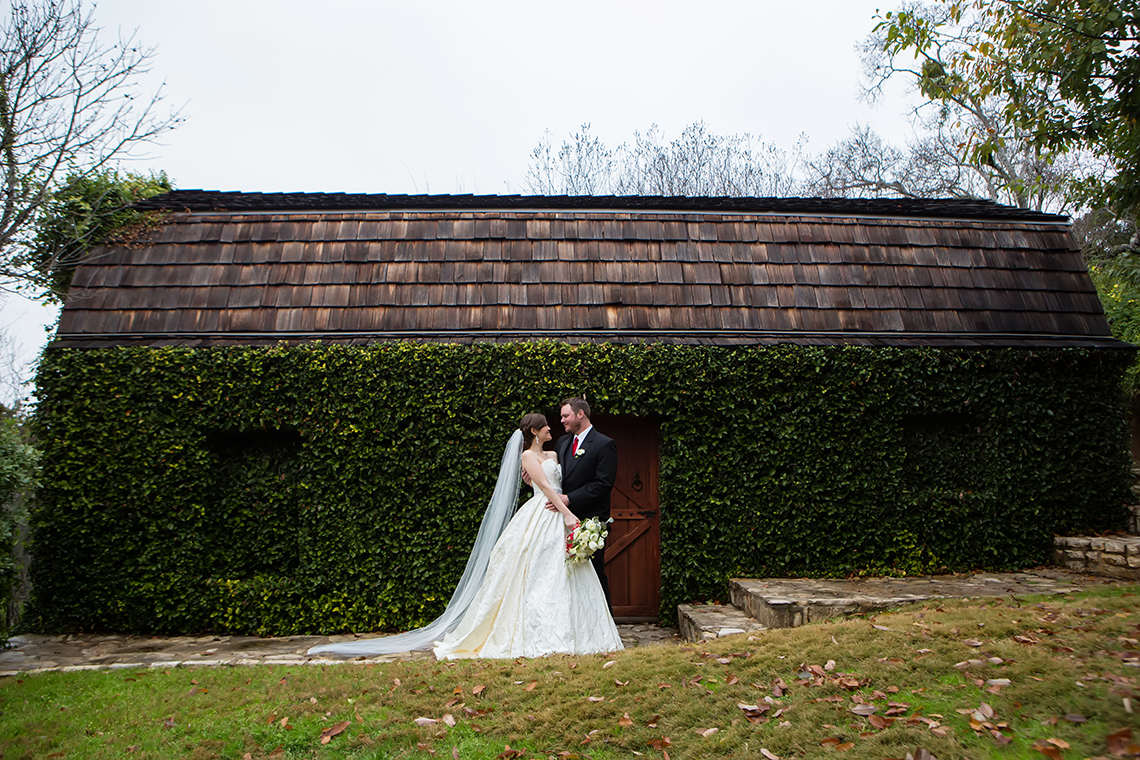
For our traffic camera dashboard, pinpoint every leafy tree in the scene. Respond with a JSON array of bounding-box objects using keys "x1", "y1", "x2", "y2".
[
  {"x1": 870, "y1": 0, "x2": 1139, "y2": 214},
  {"x1": 1078, "y1": 209, "x2": 1140, "y2": 394},
  {"x1": 0, "y1": 0, "x2": 181, "y2": 296},
  {"x1": 21, "y1": 169, "x2": 171, "y2": 301}
]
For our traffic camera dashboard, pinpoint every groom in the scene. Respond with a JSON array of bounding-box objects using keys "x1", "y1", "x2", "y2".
[{"x1": 551, "y1": 397, "x2": 617, "y2": 608}]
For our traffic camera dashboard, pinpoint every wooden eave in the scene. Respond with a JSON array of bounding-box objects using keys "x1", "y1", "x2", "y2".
[{"x1": 52, "y1": 195, "x2": 1124, "y2": 350}]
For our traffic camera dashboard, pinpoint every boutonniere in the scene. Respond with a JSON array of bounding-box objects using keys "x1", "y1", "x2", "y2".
[{"x1": 574, "y1": 447, "x2": 587, "y2": 458}]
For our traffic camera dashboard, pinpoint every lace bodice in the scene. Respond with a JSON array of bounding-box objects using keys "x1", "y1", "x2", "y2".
[{"x1": 532, "y1": 457, "x2": 562, "y2": 497}]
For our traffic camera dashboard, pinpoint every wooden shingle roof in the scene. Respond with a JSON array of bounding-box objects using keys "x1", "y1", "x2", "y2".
[{"x1": 53, "y1": 192, "x2": 1122, "y2": 349}]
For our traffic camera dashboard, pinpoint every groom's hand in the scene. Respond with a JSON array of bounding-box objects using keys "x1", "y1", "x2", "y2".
[
  {"x1": 544, "y1": 495, "x2": 570, "y2": 512},
  {"x1": 522, "y1": 468, "x2": 532, "y2": 486}
]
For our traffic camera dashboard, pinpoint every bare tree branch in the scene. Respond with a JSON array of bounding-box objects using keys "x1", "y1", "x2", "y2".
[
  {"x1": 0, "y1": 1, "x2": 181, "y2": 296},
  {"x1": 524, "y1": 121, "x2": 801, "y2": 198}
]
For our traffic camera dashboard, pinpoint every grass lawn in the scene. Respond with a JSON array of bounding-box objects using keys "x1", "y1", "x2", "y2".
[{"x1": 1, "y1": 585, "x2": 1137, "y2": 759}]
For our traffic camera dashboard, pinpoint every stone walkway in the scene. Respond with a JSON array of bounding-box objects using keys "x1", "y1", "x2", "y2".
[
  {"x1": 0, "y1": 624, "x2": 679, "y2": 676},
  {"x1": 4, "y1": 569, "x2": 1134, "y2": 675}
]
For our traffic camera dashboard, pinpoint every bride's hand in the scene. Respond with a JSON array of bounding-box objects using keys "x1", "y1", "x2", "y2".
[{"x1": 564, "y1": 514, "x2": 579, "y2": 529}]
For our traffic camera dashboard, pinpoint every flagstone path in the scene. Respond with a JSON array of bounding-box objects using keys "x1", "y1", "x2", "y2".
[
  {"x1": 0, "y1": 624, "x2": 679, "y2": 675},
  {"x1": 3, "y1": 568, "x2": 1133, "y2": 675}
]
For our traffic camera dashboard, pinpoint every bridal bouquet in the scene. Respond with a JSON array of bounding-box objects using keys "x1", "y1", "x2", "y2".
[{"x1": 566, "y1": 517, "x2": 612, "y2": 567}]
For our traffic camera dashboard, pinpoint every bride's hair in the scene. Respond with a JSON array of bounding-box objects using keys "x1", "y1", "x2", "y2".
[{"x1": 519, "y1": 412, "x2": 548, "y2": 449}]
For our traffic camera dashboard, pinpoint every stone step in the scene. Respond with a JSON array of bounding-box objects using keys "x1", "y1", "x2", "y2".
[
  {"x1": 1053, "y1": 535, "x2": 1140, "y2": 580},
  {"x1": 729, "y1": 579, "x2": 923, "y2": 629},
  {"x1": 727, "y1": 570, "x2": 1104, "y2": 631},
  {"x1": 677, "y1": 569, "x2": 1125, "y2": 642},
  {"x1": 676, "y1": 603, "x2": 767, "y2": 642}
]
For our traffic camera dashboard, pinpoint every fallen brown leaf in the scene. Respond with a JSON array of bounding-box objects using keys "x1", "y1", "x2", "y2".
[
  {"x1": 524, "y1": 681, "x2": 537, "y2": 692},
  {"x1": 320, "y1": 721, "x2": 350, "y2": 746},
  {"x1": 1108, "y1": 727, "x2": 1137, "y2": 757},
  {"x1": 737, "y1": 701, "x2": 771, "y2": 724},
  {"x1": 1031, "y1": 740, "x2": 1063, "y2": 759},
  {"x1": 619, "y1": 713, "x2": 634, "y2": 726}
]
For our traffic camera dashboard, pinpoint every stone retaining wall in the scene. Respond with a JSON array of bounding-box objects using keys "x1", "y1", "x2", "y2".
[{"x1": 1053, "y1": 536, "x2": 1140, "y2": 580}]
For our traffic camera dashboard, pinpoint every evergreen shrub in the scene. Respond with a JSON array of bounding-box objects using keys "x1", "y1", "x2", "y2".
[
  {"x1": 0, "y1": 416, "x2": 39, "y2": 642},
  {"x1": 27, "y1": 342, "x2": 1132, "y2": 634}
]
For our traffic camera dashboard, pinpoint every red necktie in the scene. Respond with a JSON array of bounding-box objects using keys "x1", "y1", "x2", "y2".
[{"x1": 572, "y1": 437, "x2": 579, "y2": 456}]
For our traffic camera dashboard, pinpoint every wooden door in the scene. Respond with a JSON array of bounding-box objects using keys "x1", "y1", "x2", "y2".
[{"x1": 592, "y1": 414, "x2": 661, "y2": 621}]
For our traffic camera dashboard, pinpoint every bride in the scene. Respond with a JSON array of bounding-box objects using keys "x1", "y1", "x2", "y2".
[{"x1": 307, "y1": 413, "x2": 623, "y2": 659}]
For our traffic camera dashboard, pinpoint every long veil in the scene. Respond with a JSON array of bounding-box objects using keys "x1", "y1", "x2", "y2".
[{"x1": 307, "y1": 430, "x2": 524, "y2": 656}]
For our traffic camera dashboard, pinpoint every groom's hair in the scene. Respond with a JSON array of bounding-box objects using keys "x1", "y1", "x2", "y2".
[{"x1": 561, "y1": 397, "x2": 591, "y2": 418}]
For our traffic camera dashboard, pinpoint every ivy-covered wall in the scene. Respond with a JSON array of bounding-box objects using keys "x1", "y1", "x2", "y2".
[{"x1": 27, "y1": 342, "x2": 1133, "y2": 634}]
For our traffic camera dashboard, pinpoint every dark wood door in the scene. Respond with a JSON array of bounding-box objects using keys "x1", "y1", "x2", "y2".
[{"x1": 593, "y1": 414, "x2": 661, "y2": 621}]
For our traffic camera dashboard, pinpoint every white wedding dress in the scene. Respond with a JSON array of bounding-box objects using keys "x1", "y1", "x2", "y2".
[{"x1": 433, "y1": 457, "x2": 624, "y2": 659}]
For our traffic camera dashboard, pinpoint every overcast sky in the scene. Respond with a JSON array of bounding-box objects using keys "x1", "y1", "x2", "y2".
[{"x1": 1, "y1": 0, "x2": 921, "y2": 406}]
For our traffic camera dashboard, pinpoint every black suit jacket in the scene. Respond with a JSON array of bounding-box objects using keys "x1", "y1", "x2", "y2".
[{"x1": 556, "y1": 428, "x2": 617, "y2": 521}]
